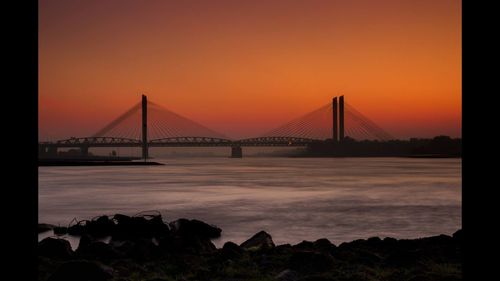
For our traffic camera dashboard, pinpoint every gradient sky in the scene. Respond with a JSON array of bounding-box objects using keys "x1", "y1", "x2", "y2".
[{"x1": 39, "y1": 0, "x2": 461, "y2": 141}]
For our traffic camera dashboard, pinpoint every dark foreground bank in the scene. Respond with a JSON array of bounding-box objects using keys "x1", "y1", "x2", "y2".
[{"x1": 39, "y1": 213, "x2": 461, "y2": 281}]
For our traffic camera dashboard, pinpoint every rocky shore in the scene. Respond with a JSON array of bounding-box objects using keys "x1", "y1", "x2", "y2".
[{"x1": 38, "y1": 213, "x2": 462, "y2": 281}]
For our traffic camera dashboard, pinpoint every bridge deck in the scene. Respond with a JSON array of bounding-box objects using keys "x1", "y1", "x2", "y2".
[{"x1": 39, "y1": 136, "x2": 322, "y2": 148}]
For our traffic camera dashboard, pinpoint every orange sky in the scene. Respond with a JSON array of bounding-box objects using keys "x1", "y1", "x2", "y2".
[{"x1": 39, "y1": 0, "x2": 461, "y2": 141}]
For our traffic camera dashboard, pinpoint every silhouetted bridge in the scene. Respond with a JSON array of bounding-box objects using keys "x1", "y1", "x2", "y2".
[{"x1": 39, "y1": 95, "x2": 392, "y2": 158}]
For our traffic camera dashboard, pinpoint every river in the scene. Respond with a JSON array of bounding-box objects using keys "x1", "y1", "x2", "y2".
[{"x1": 39, "y1": 157, "x2": 461, "y2": 248}]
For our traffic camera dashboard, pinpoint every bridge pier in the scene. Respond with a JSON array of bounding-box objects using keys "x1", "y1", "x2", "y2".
[
  {"x1": 81, "y1": 146, "x2": 89, "y2": 156},
  {"x1": 231, "y1": 146, "x2": 242, "y2": 158},
  {"x1": 39, "y1": 146, "x2": 47, "y2": 157},
  {"x1": 47, "y1": 146, "x2": 58, "y2": 156}
]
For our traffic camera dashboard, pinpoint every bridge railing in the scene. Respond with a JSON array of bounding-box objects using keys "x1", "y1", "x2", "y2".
[
  {"x1": 149, "y1": 137, "x2": 233, "y2": 146},
  {"x1": 234, "y1": 136, "x2": 323, "y2": 146},
  {"x1": 39, "y1": 136, "x2": 325, "y2": 147}
]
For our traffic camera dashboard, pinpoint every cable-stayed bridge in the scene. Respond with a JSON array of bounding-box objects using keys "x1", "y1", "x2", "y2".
[{"x1": 39, "y1": 95, "x2": 393, "y2": 158}]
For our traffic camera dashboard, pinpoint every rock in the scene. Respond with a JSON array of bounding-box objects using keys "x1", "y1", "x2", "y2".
[
  {"x1": 293, "y1": 240, "x2": 315, "y2": 251},
  {"x1": 113, "y1": 213, "x2": 170, "y2": 240},
  {"x1": 39, "y1": 237, "x2": 73, "y2": 259},
  {"x1": 366, "y1": 236, "x2": 382, "y2": 246},
  {"x1": 274, "y1": 244, "x2": 293, "y2": 255},
  {"x1": 333, "y1": 239, "x2": 383, "y2": 266},
  {"x1": 421, "y1": 234, "x2": 453, "y2": 246},
  {"x1": 169, "y1": 234, "x2": 217, "y2": 254},
  {"x1": 407, "y1": 272, "x2": 461, "y2": 281},
  {"x1": 38, "y1": 223, "x2": 55, "y2": 233},
  {"x1": 68, "y1": 222, "x2": 87, "y2": 235},
  {"x1": 452, "y1": 229, "x2": 462, "y2": 242},
  {"x1": 128, "y1": 238, "x2": 161, "y2": 260},
  {"x1": 384, "y1": 248, "x2": 422, "y2": 267},
  {"x1": 109, "y1": 236, "x2": 161, "y2": 260},
  {"x1": 297, "y1": 277, "x2": 337, "y2": 281},
  {"x1": 77, "y1": 234, "x2": 94, "y2": 251},
  {"x1": 113, "y1": 214, "x2": 133, "y2": 225},
  {"x1": 240, "y1": 231, "x2": 275, "y2": 250},
  {"x1": 77, "y1": 241, "x2": 120, "y2": 259},
  {"x1": 109, "y1": 258, "x2": 146, "y2": 275},
  {"x1": 110, "y1": 239, "x2": 136, "y2": 256},
  {"x1": 53, "y1": 226, "x2": 68, "y2": 236},
  {"x1": 313, "y1": 238, "x2": 336, "y2": 254},
  {"x1": 47, "y1": 260, "x2": 113, "y2": 281},
  {"x1": 87, "y1": 216, "x2": 115, "y2": 237},
  {"x1": 169, "y1": 218, "x2": 221, "y2": 239},
  {"x1": 275, "y1": 269, "x2": 299, "y2": 281},
  {"x1": 221, "y1": 241, "x2": 244, "y2": 259},
  {"x1": 289, "y1": 251, "x2": 334, "y2": 273},
  {"x1": 258, "y1": 253, "x2": 274, "y2": 269},
  {"x1": 293, "y1": 239, "x2": 336, "y2": 254},
  {"x1": 160, "y1": 218, "x2": 220, "y2": 254},
  {"x1": 382, "y1": 237, "x2": 398, "y2": 247}
]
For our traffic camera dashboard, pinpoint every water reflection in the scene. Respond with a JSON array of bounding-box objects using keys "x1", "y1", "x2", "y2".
[{"x1": 39, "y1": 157, "x2": 461, "y2": 247}]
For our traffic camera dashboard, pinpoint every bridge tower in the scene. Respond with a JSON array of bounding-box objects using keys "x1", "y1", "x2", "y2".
[
  {"x1": 142, "y1": 94, "x2": 149, "y2": 160},
  {"x1": 339, "y1": 95, "x2": 345, "y2": 141},
  {"x1": 332, "y1": 97, "x2": 338, "y2": 142}
]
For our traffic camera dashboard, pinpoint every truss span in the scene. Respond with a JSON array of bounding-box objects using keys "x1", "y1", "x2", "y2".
[
  {"x1": 149, "y1": 136, "x2": 233, "y2": 147},
  {"x1": 236, "y1": 136, "x2": 321, "y2": 146},
  {"x1": 43, "y1": 137, "x2": 142, "y2": 147}
]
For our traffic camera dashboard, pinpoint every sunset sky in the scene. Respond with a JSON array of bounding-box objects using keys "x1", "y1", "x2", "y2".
[{"x1": 39, "y1": 0, "x2": 461, "y2": 141}]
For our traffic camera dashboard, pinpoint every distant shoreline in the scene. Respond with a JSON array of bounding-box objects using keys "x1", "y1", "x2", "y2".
[
  {"x1": 38, "y1": 160, "x2": 164, "y2": 166},
  {"x1": 290, "y1": 154, "x2": 461, "y2": 158}
]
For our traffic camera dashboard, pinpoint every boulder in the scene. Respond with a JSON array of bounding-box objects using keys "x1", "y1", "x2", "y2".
[
  {"x1": 240, "y1": 231, "x2": 275, "y2": 250},
  {"x1": 168, "y1": 235, "x2": 217, "y2": 254},
  {"x1": 127, "y1": 238, "x2": 161, "y2": 260},
  {"x1": 47, "y1": 260, "x2": 113, "y2": 281},
  {"x1": 160, "y1": 218, "x2": 220, "y2": 254},
  {"x1": 384, "y1": 248, "x2": 422, "y2": 267},
  {"x1": 113, "y1": 214, "x2": 170, "y2": 240},
  {"x1": 39, "y1": 237, "x2": 73, "y2": 259},
  {"x1": 169, "y1": 218, "x2": 221, "y2": 239},
  {"x1": 221, "y1": 241, "x2": 244, "y2": 259},
  {"x1": 275, "y1": 269, "x2": 299, "y2": 281},
  {"x1": 77, "y1": 234, "x2": 94, "y2": 251},
  {"x1": 68, "y1": 222, "x2": 87, "y2": 235},
  {"x1": 110, "y1": 239, "x2": 136, "y2": 256},
  {"x1": 289, "y1": 251, "x2": 334, "y2": 273},
  {"x1": 366, "y1": 236, "x2": 382, "y2": 247},
  {"x1": 452, "y1": 229, "x2": 462, "y2": 242},
  {"x1": 273, "y1": 243, "x2": 293, "y2": 256},
  {"x1": 76, "y1": 241, "x2": 120, "y2": 260},
  {"x1": 87, "y1": 216, "x2": 115, "y2": 237},
  {"x1": 53, "y1": 226, "x2": 68, "y2": 236},
  {"x1": 294, "y1": 239, "x2": 336, "y2": 254},
  {"x1": 293, "y1": 240, "x2": 315, "y2": 251},
  {"x1": 38, "y1": 223, "x2": 55, "y2": 233},
  {"x1": 313, "y1": 238, "x2": 336, "y2": 254},
  {"x1": 382, "y1": 237, "x2": 398, "y2": 248}
]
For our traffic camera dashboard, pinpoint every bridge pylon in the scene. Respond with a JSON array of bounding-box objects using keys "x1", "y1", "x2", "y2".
[
  {"x1": 339, "y1": 95, "x2": 345, "y2": 141},
  {"x1": 142, "y1": 94, "x2": 149, "y2": 160},
  {"x1": 332, "y1": 97, "x2": 338, "y2": 142}
]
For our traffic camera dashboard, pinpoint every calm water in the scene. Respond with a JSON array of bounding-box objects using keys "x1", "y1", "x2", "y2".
[{"x1": 39, "y1": 157, "x2": 461, "y2": 248}]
